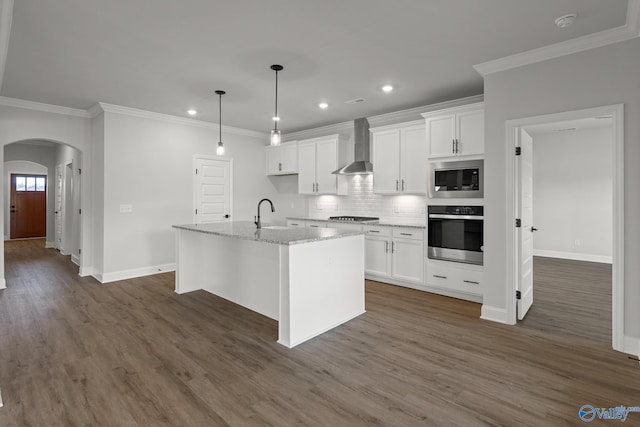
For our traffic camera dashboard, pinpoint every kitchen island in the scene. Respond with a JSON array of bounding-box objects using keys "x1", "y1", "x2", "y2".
[{"x1": 173, "y1": 221, "x2": 365, "y2": 348}]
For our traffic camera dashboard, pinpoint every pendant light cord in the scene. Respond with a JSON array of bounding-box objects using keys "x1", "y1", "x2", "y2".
[
  {"x1": 219, "y1": 92, "x2": 222, "y2": 142},
  {"x1": 274, "y1": 69, "x2": 279, "y2": 131}
]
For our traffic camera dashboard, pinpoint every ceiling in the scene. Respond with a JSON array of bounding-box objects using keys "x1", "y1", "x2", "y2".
[{"x1": 0, "y1": 0, "x2": 630, "y2": 134}]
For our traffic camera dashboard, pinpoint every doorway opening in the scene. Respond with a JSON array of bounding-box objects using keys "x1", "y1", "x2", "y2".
[
  {"x1": 505, "y1": 104, "x2": 624, "y2": 352},
  {"x1": 516, "y1": 118, "x2": 614, "y2": 345},
  {"x1": 3, "y1": 140, "x2": 83, "y2": 279}
]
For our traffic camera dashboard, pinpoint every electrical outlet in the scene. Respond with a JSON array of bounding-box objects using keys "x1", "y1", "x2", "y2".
[
  {"x1": 574, "y1": 239, "x2": 581, "y2": 247},
  {"x1": 120, "y1": 204, "x2": 133, "y2": 213}
]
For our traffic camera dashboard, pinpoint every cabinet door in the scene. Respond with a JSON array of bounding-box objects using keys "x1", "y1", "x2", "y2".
[
  {"x1": 265, "y1": 146, "x2": 282, "y2": 175},
  {"x1": 280, "y1": 143, "x2": 298, "y2": 174},
  {"x1": 365, "y1": 236, "x2": 390, "y2": 277},
  {"x1": 391, "y1": 238, "x2": 424, "y2": 284},
  {"x1": 426, "y1": 114, "x2": 456, "y2": 158},
  {"x1": 298, "y1": 143, "x2": 317, "y2": 194},
  {"x1": 400, "y1": 125, "x2": 427, "y2": 194},
  {"x1": 457, "y1": 109, "x2": 484, "y2": 156},
  {"x1": 315, "y1": 139, "x2": 338, "y2": 194},
  {"x1": 372, "y1": 129, "x2": 401, "y2": 194}
]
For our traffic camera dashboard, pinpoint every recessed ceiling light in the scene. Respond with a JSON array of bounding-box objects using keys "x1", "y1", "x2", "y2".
[
  {"x1": 382, "y1": 85, "x2": 394, "y2": 93},
  {"x1": 318, "y1": 102, "x2": 329, "y2": 109},
  {"x1": 187, "y1": 109, "x2": 197, "y2": 116},
  {"x1": 555, "y1": 13, "x2": 577, "y2": 28}
]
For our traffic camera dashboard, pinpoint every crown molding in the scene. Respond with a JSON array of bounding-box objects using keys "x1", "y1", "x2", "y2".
[
  {"x1": 0, "y1": 96, "x2": 91, "y2": 118},
  {"x1": 367, "y1": 94, "x2": 484, "y2": 127},
  {"x1": 474, "y1": 0, "x2": 640, "y2": 76},
  {"x1": 95, "y1": 102, "x2": 267, "y2": 139},
  {"x1": 0, "y1": 0, "x2": 15, "y2": 91},
  {"x1": 284, "y1": 120, "x2": 354, "y2": 142}
]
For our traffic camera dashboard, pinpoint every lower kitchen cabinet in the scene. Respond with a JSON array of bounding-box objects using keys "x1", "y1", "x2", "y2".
[
  {"x1": 365, "y1": 226, "x2": 424, "y2": 286},
  {"x1": 425, "y1": 259, "x2": 482, "y2": 302},
  {"x1": 286, "y1": 219, "x2": 305, "y2": 228}
]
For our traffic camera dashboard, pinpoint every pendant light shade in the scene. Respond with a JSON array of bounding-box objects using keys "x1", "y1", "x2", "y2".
[
  {"x1": 215, "y1": 90, "x2": 226, "y2": 155},
  {"x1": 270, "y1": 64, "x2": 283, "y2": 146}
]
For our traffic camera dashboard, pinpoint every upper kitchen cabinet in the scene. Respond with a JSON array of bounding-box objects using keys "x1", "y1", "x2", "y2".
[
  {"x1": 422, "y1": 103, "x2": 484, "y2": 159},
  {"x1": 371, "y1": 120, "x2": 427, "y2": 194},
  {"x1": 298, "y1": 134, "x2": 349, "y2": 195},
  {"x1": 265, "y1": 141, "x2": 297, "y2": 175}
]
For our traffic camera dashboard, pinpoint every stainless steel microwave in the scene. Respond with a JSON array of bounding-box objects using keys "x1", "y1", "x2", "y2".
[{"x1": 428, "y1": 159, "x2": 483, "y2": 199}]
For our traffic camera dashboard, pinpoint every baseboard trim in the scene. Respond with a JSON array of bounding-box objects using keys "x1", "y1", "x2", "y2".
[
  {"x1": 45, "y1": 241, "x2": 56, "y2": 249},
  {"x1": 71, "y1": 254, "x2": 80, "y2": 266},
  {"x1": 0, "y1": 278, "x2": 6, "y2": 289},
  {"x1": 99, "y1": 263, "x2": 176, "y2": 284},
  {"x1": 481, "y1": 305, "x2": 509, "y2": 324},
  {"x1": 533, "y1": 249, "x2": 612, "y2": 264},
  {"x1": 79, "y1": 266, "x2": 94, "y2": 277},
  {"x1": 623, "y1": 336, "x2": 640, "y2": 358}
]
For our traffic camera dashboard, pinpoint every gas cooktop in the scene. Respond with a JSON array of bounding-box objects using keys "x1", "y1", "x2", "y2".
[{"x1": 328, "y1": 216, "x2": 379, "y2": 222}]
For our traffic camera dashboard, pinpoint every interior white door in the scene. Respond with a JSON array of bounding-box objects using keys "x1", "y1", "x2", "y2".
[
  {"x1": 195, "y1": 157, "x2": 232, "y2": 223},
  {"x1": 55, "y1": 164, "x2": 63, "y2": 250},
  {"x1": 517, "y1": 129, "x2": 534, "y2": 320}
]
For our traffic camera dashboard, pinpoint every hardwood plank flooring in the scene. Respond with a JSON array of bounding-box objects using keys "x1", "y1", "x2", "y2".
[
  {"x1": 0, "y1": 240, "x2": 638, "y2": 426},
  {"x1": 519, "y1": 256, "x2": 612, "y2": 345}
]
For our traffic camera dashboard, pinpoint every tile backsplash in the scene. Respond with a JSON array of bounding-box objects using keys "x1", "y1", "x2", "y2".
[{"x1": 308, "y1": 175, "x2": 426, "y2": 225}]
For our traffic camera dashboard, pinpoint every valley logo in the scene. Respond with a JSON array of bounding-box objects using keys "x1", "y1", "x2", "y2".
[{"x1": 579, "y1": 405, "x2": 640, "y2": 423}]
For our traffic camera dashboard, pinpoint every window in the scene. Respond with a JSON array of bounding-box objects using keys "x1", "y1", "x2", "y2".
[{"x1": 15, "y1": 175, "x2": 46, "y2": 192}]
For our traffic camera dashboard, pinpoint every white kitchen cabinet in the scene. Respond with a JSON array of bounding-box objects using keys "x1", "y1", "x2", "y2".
[
  {"x1": 371, "y1": 121, "x2": 426, "y2": 194},
  {"x1": 266, "y1": 142, "x2": 297, "y2": 175},
  {"x1": 364, "y1": 226, "x2": 424, "y2": 285},
  {"x1": 298, "y1": 135, "x2": 350, "y2": 195},
  {"x1": 422, "y1": 103, "x2": 484, "y2": 158},
  {"x1": 426, "y1": 258, "x2": 482, "y2": 298}
]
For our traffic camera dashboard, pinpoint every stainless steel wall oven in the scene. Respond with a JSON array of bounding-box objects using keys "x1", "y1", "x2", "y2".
[{"x1": 427, "y1": 205, "x2": 484, "y2": 265}]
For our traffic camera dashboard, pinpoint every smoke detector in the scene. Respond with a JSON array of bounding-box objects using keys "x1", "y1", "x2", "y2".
[{"x1": 555, "y1": 14, "x2": 577, "y2": 28}]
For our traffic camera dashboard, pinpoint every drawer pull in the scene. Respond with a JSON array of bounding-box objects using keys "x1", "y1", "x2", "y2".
[
  {"x1": 291, "y1": 223, "x2": 299, "y2": 226},
  {"x1": 433, "y1": 274, "x2": 447, "y2": 279},
  {"x1": 463, "y1": 280, "x2": 480, "y2": 285},
  {"x1": 399, "y1": 233, "x2": 412, "y2": 236},
  {"x1": 309, "y1": 225, "x2": 319, "y2": 228}
]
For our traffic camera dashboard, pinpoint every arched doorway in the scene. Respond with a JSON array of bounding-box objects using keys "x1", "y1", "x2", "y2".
[{"x1": 2, "y1": 139, "x2": 83, "y2": 281}]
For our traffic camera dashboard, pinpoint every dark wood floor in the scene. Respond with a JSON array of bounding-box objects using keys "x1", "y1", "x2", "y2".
[
  {"x1": 0, "y1": 240, "x2": 638, "y2": 426},
  {"x1": 520, "y1": 256, "x2": 612, "y2": 345}
]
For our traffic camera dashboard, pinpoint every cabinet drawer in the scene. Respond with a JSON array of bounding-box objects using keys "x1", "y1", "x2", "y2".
[
  {"x1": 286, "y1": 220, "x2": 304, "y2": 228},
  {"x1": 327, "y1": 222, "x2": 363, "y2": 232},
  {"x1": 364, "y1": 226, "x2": 391, "y2": 237},
  {"x1": 427, "y1": 260, "x2": 482, "y2": 294},
  {"x1": 392, "y1": 228, "x2": 424, "y2": 240},
  {"x1": 306, "y1": 220, "x2": 327, "y2": 228}
]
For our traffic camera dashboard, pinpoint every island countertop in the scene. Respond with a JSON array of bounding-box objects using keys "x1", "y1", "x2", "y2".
[{"x1": 173, "y1": 221, "x2": 363, "y2": 245}]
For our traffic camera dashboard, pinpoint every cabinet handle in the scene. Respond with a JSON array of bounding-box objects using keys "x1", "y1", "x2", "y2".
[
  {"x1": 391, "y1": 241, "x2": 395, "y2": 253},
  {"x1": 369, "y1": 230, "x2": 380, "y2": 233},
  {"x1": 452, "y1": 139, "x2": 455, "y2": 154},
  {"x1": 385, "y1": 241, "x2": 388, "y2": 253},
  {"x1": 291, "y1": 223, "x2": 299, "y2": 226},
  {"x1": 399, "y1": 233, "x2": 412, "y2": 236},
  {"x1": 463, "y1": 280, "x2": 479, "y2": 285},
  {"x1": 396, "y1": 180, "x2": 399, "y2": 191},
  {"x1": 310, "y1": 225, "x2": 319, "y2": 228},
  {"x1": 279, "y1": 162, "x2": 282, "y2": 171},
  {"x1": 433, "y1": 274, "x2": 447, "y2": 279},
  {"x1": 455, "y1": 139, "x2": 460, "y2": 154},
  {"x1": 315, "y1": 182, "x2": 319, "y2": 192}
]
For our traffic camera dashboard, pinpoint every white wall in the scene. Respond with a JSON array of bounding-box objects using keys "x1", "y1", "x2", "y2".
[
  {"x1": 97, "y1": 111, "x2": 306, "y2": 281},
  {"x1": 532, "y1": 127, "x2": 612, "y2": 263},
  {"x1": 3, "y1": 160, "x2": 47, "y2": 239},
  {"x1": 3, "y1": 143, "x2": 56, "y2": 244},
  {"x1": 483, "y1": 38, "x2": 640, "y2": 339}
]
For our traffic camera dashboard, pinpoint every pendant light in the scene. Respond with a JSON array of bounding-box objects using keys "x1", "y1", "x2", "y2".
[
  {"x1": 215, "y1": 90, "x2": 226, "y2": 155},
  {"x1": 270, "y1": 64, "x2": 284, "y2": 146}
]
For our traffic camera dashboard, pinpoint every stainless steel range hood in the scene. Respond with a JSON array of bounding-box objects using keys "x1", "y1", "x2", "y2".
[{"x1": 332, "y1": 118, "x2": 373, "y2": 175}]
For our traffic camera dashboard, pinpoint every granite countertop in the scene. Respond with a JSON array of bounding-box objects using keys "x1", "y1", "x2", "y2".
[
  {"x1": 173, "y1": 221, "x2": 363, "y2": 245},
  {"x1": 286, "y1": 217, "x2": 426, "y2": 230}
]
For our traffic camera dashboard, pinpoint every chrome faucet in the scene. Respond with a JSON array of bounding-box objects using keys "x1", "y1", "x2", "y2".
[{"x1": 254, "y1": 198, "x2": 275, "y2": 229}]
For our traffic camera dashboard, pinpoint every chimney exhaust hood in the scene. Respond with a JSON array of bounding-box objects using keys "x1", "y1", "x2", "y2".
[{"x1": 332, "y1": 118, "x2": 373, "y2": 175}]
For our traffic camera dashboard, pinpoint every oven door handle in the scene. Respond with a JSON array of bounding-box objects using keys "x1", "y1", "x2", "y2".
[{"x1": 428, "y1": 214, "x2": 484, "y2": 220}]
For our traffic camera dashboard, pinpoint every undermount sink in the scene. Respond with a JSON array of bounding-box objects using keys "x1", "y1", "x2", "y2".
[{"x1": 261, "y1": 225, "x2": 292, "y2": 230}]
